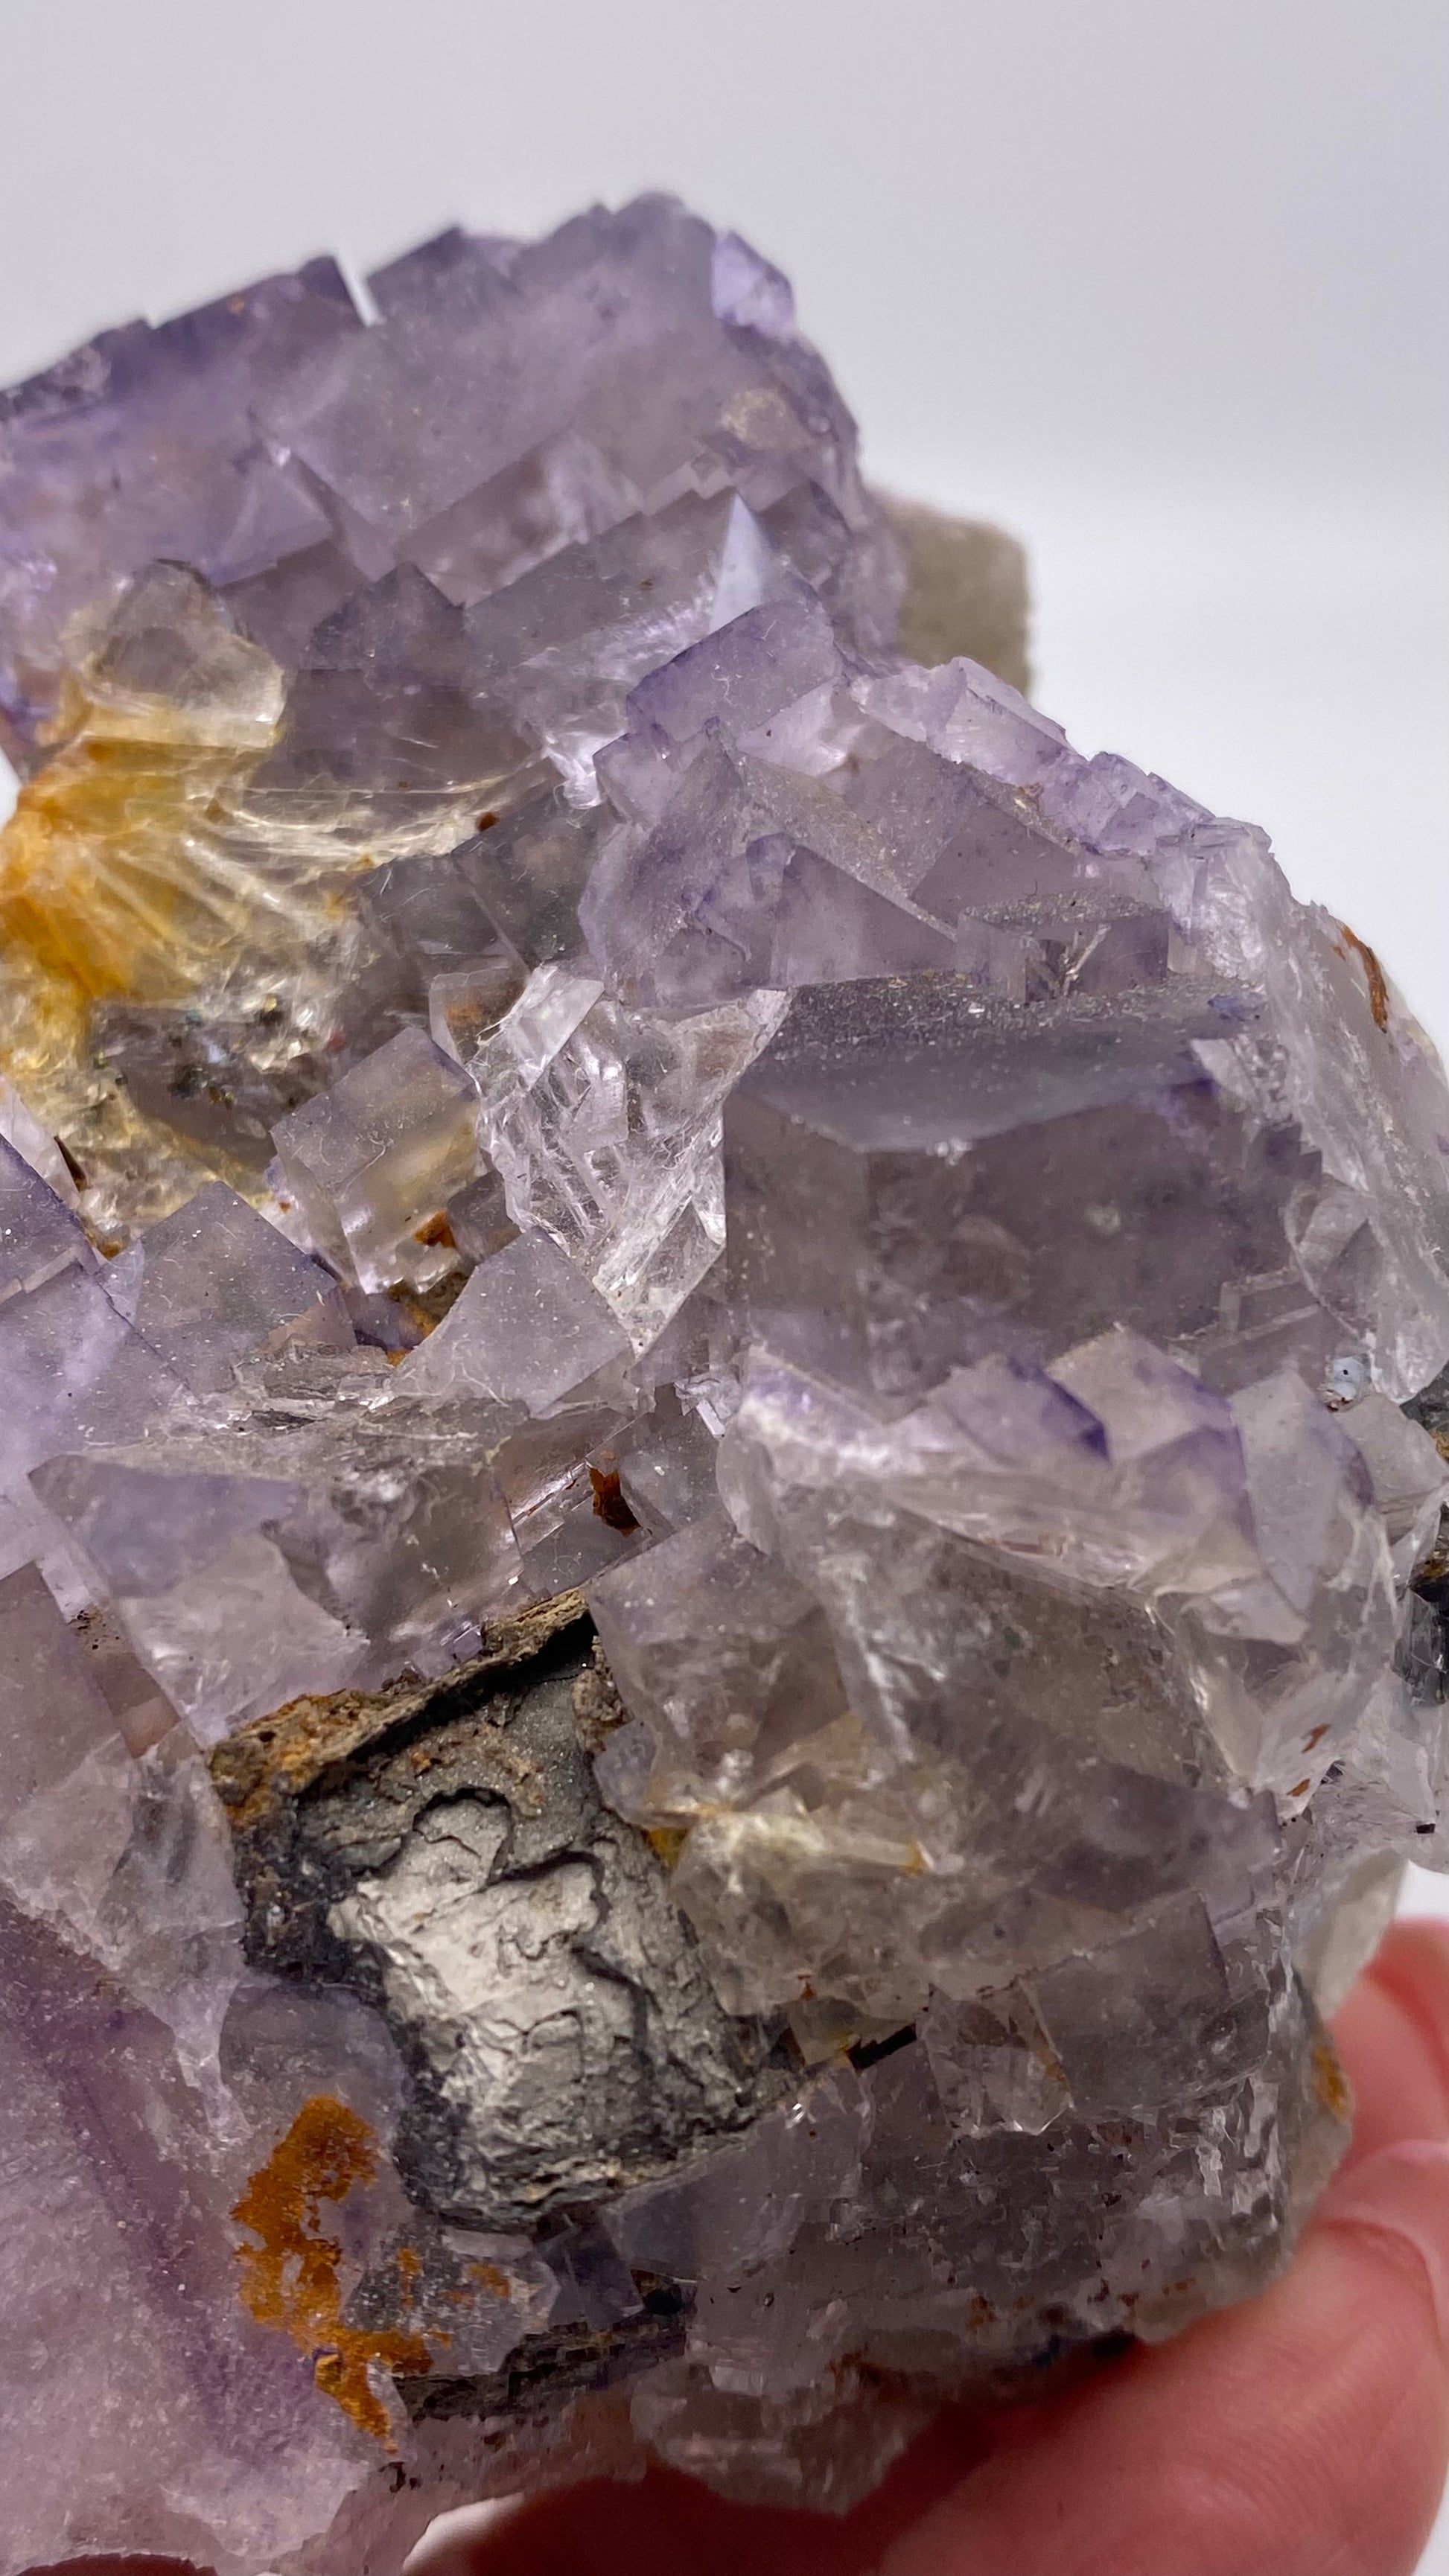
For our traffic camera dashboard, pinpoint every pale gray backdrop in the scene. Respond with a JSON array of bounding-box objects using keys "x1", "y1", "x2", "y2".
[{"x1": 1, "y1": 0, "x2": 1447, "y2": 2560}]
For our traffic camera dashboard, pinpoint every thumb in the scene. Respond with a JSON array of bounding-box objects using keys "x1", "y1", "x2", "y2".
[{"x1": 1313, "y1": 2137, "x2": 1449, "y2": 2355}]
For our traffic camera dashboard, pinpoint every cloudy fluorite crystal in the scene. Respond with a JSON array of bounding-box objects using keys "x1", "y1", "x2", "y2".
[{"x1": 1, "y1": 196, "x2": 1448, "y2": 2575}]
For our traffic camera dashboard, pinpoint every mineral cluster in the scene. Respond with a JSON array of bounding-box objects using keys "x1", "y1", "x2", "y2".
[{"x1": 1, "y1": 197, "x2": 1448, "y2": 2576}]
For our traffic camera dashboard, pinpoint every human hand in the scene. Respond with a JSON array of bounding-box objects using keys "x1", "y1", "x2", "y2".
[{"x1": 64, "y1": 1919, "x2": 1449, "y2": 2576}]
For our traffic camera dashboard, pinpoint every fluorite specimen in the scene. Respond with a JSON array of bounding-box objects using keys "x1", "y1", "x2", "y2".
[{"x1": 1, "y1": 197, "x2": 1448, "y2": 2575}]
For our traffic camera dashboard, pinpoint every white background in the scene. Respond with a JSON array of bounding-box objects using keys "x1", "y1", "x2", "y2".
[{"x1": 1, "y1": 0, "x2": 1447, "y2": 2559}]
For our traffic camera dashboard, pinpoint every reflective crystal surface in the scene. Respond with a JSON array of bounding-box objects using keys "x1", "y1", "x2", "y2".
[{"x1": 1, "y1": 199, "x2": 1448, "y2": 2574}]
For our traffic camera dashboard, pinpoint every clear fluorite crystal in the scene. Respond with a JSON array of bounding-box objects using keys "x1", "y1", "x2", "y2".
[{"x1": 1, "y1": 197, "x2": 1448, "y2": 2573}]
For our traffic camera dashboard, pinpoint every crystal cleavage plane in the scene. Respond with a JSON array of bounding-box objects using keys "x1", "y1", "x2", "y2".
[{"x1": 1, "y1": 196, "x2": 1448, "y2": 2575}]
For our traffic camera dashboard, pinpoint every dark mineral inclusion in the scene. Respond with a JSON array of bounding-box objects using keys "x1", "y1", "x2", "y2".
[
  {"x1": 1, "y1": 193, "x2": 1449, "y2": 2576},
  {"x1": 210, "y1": 1592, "x2": 792, "y2": 2236}
]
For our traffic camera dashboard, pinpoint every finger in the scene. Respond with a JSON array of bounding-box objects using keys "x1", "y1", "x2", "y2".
[
  {"x1": 414, "y1": 2408, "x2": 996, "y2": 2576},
  {"x1": 1335, "y1": 1917, "x2": 1449, "y2": 2169},
  {"x1": 24, "y1": 2562, "x2": 198, "y2": 2575}
]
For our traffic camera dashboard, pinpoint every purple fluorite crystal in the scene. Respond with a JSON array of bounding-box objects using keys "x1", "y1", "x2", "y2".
[{"x1": 1, "y1": 196, "x2": 1448, "y2": 2573}]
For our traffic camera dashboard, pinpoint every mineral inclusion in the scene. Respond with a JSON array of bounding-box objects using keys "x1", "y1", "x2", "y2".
[{"x1": 1, "y1": 197, "x2": 1449, "y2": 2574}]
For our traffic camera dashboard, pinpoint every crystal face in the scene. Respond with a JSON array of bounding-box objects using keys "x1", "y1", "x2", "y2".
[{"x1": 1, "y1": 194, "x2": 1448, "y2": 2572}]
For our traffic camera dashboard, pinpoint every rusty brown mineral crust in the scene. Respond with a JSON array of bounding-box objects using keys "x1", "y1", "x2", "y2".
[{"x1": 208, "y1": 1587, "x2": 592, "y2": 1829}]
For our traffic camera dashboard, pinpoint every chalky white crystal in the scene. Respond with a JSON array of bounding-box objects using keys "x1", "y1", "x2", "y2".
[{"x1": 1, "y1": 197, "x2": 1448, "y2": 2573}]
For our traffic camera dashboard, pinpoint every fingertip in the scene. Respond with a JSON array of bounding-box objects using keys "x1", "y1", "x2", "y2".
[
  {"x1": 1369, "y1": 1914, "x2": 1449, "y2": 1991},
  {"x1": 1315, "y1": 2137, "x2": 1449, "y2": 2353},
  {"x1": 404, "y1": 2496, "x2": 525, "y2": 2573}
]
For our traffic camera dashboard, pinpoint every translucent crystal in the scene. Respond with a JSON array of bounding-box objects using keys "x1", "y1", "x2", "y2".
[
  {"x1": 0, "y1": 567, "x2": 385, "y2": 1234},
  {"x1": 400, "y1": 1229, "x2": 632, "y2": 1414},
  {"x1": 443, "y1": 1163, "x2": 519, "y2": 1265},
  {"x1": 0, "y1": 1258, "x2": 190, "y2": 1607},
  {"x1": 272, "y1": 1024, "x2": 480, "y2": 1289},
  {"x1": 0, "y1": 1130, "x2": 94, "y2": 1301},
  {"x1": 474, "y1": 966, "x2": 788, "y2": 1347},
  {"x1": 1, "y1": 197, "x2": 1448, "y2": 2571},
  {"x1": 464, "y1": 488, "x2": 798, "y2": 797},
  {"x1": 592, "y1": 1512, "x2": 850, "y2": 1825},
  {"x1": 0, "y1": 1071, "x2": 79, "y2": 1201},
  {"x1": 104, "y1": 1177, "x2": 354, "y2": 1390},
  {"x1": 428, "y1": 956, "x2": 526, "y2": 1065},
  {"x1": 616, "y1": 1386, "x2": 721, "y2": 1537},
  {"x1": 0, "y1": 258, "x2": 358, "y2": 758},
  {"x1": 723, "y1": 976, "x2": 1357, "y2": 1404},
  {"x1": 0, "y1": 1560, "x2": 138, "y2": 1941},
  {"x1": 31, "y1": 1368, "x2": 541, "y2": 1730}
]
